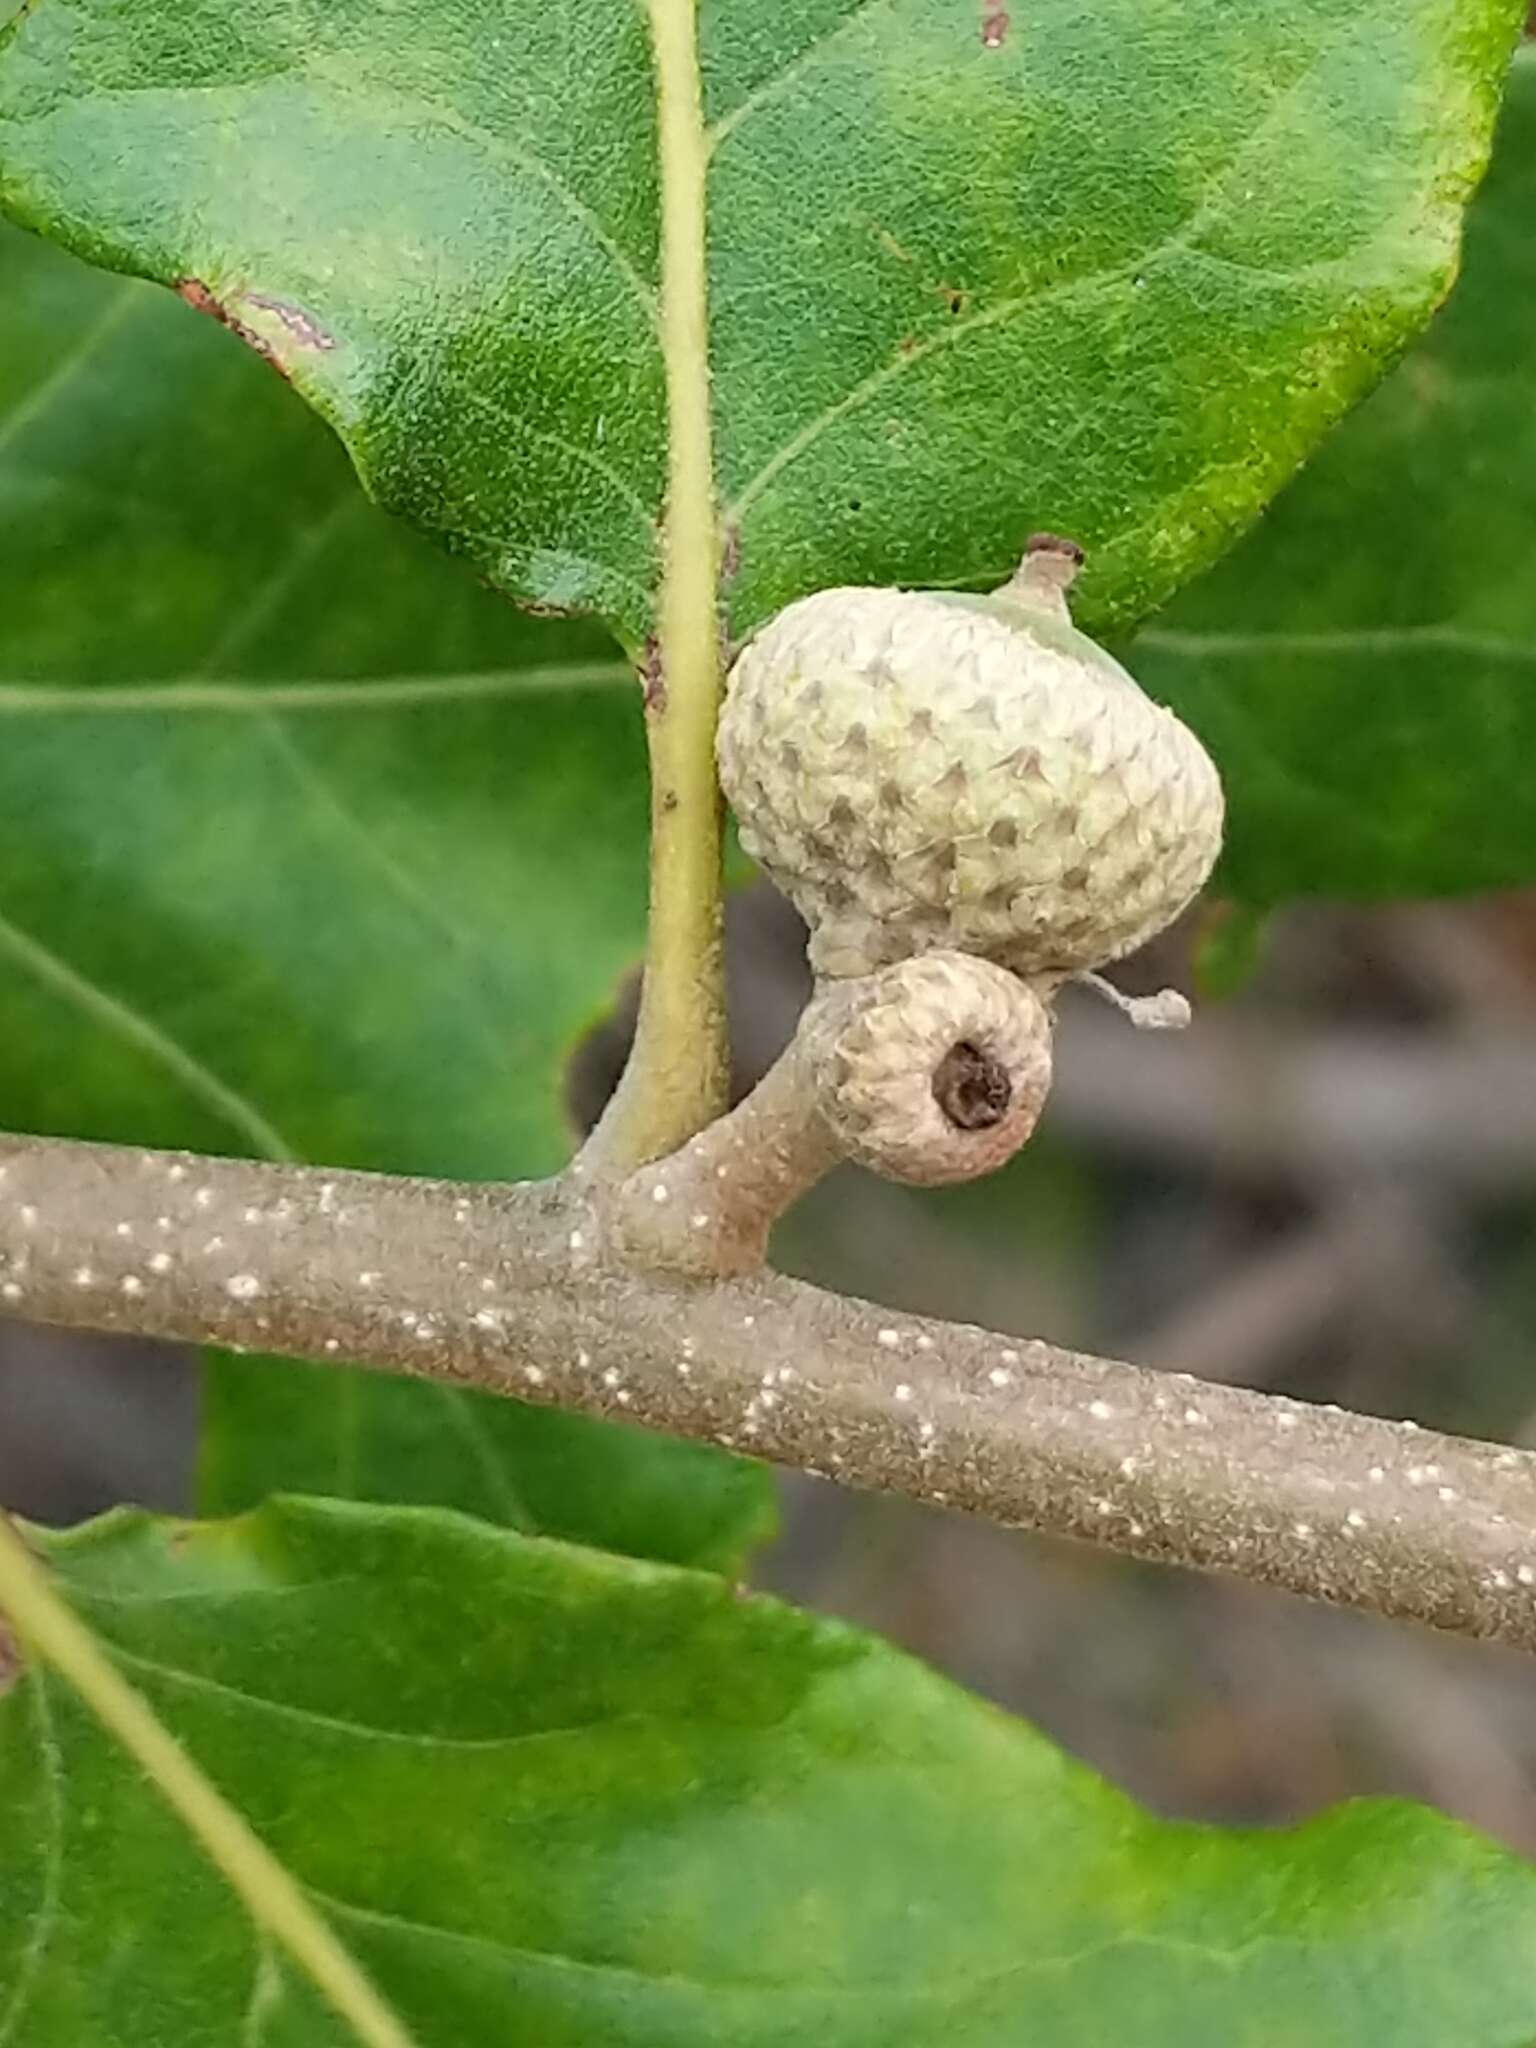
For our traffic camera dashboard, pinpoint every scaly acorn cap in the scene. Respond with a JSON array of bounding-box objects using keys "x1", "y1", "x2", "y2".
[{"x1": 718, "y1": 537, "x2": 1224, "y2": 981}]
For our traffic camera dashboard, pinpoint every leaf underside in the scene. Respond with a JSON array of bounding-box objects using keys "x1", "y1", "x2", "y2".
[
  {"x1": 0, "y1": 0, "x2": 1522, "y2": 646},
  {"x1": 5, "y1": 1499, "x2": 1536, "y2": 2047}
]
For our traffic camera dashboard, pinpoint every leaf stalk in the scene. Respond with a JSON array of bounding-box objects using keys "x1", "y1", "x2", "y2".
[{"x1": 594, "y1": 0, "x2": 728, "y2": 1167}]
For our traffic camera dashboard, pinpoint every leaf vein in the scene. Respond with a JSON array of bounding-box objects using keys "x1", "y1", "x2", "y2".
[
  {"x1": 723, "y1": 255, "x2": 1143, "y2": 522},
  {"x1": 101, "y1": 1641, "x2": 660, "y2": 1753},
  {"x1": 311, "y1": 72, "x2": 662, "y2": 335},
  {"x1": 0, "y1": 1675, "x2": 66, "y2": 2048},
  {"x1": 241, "y1": 1939, "x2": 286, "y2": 2048},
  {"x1": 707, "y1": 0, "x2": 899, "y2": 150},
  {"x1": 0, "y1": 280, "x2": 141, "y2": 462},
  {"x1": 197, "y1": 492, "x2": 358, "y2": 677},
  {"x1": 256, "y1": 717, "x2": 526, "y2": 1067},
  {"x1": 448, "y1": 381, "x2": 660, "y2": 540},
  {"x1": 0, "y1": 907, "x2": 294, "y2": 1161},
  {"x1": 1139, "y1": 624, "x2": 1536, "y2": 664},
  {"x1": 723, "y1": 0, "x2": 1405, "y2": 524},
  {"x1": 0, "y1": 663, "x2": 633, "y2": 714},
  {"x1": 313, "y1": 1889, "x2": 1256, "y2": 2003}
]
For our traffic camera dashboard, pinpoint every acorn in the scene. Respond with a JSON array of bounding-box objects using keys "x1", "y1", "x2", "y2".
[{"x1": 717, "y1": 537, "x2": 1224, "y2": 990}]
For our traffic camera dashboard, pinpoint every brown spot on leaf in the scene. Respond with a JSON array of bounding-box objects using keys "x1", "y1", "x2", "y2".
[
  {"x1": 981, "y1": 2, "x2": 1009, "y2": 47},
  {"x1": 176, "y1": 282, "x2": 337, "y2": 379},
  {"x1": 642, "y1": 635, "x2": 665, "y2": 712},
  {"x1": 176, "y1": 279, "x2": 289, "y2": 380},
  {"x1": 0, "y1": 1614, "x2": 21, "y2": 1696},
  {"x1": 243, "y1": 291, "x2": 337, "y2": 352}
]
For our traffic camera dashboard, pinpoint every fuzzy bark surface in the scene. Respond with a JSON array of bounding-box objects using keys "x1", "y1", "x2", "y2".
[{"x1": 3, "y1": 1132, "x2": 1535, "y2": 1649}]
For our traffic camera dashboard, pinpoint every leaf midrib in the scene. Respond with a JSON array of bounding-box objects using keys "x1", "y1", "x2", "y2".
[{"x1": 0, "y1": 1677, "x2": 65, "y2": 2048}]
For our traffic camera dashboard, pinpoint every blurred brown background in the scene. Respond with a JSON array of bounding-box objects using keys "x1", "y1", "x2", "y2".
[{"x1": 6, "y1": 884, "x2": 1536, "y2": 1849}]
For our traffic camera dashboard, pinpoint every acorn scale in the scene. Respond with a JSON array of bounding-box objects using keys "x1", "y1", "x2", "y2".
[{"x1": 718, "y1": 537, "x2": 1224, "y2": 983}]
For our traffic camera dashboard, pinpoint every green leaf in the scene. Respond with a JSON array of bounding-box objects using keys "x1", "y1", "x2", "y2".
[
  {"x1": 0, "y1": 229, "x2": 636, "y2": 1174},
  {"x1": 7, "y1": 1496, "x2": 1536, "y2": 2046},
  {"x1": 0, "y1": 218, "x2": 773, "y2": 1571},
  {"x1": 0, "y1": 1, "x2": 1520, "y2": 644},
  {"x1": 199, "y1": 1361, "x2": 774, "y2": 1575},
  {"x1": 1135, "y1": 45, "x2": 1536, "y2": 905}
]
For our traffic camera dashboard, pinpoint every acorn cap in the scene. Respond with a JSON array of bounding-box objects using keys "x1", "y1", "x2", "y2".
[{"x1": 718, "y1": 545, "x2": 1224, "y2": 983}]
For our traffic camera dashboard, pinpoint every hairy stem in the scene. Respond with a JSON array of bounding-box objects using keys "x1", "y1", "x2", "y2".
[
  {"x1": 6, "y1": 1132, "x2": 1536, "y2": 1653},
  {"x1": 596, "y1": 0, "x2": 727, "y2": 1167},
  {"x1": 0, "y1": 1510, "x2": 417, "y2": 2048}
]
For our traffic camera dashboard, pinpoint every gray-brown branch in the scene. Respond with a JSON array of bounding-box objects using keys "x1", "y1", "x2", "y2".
[{"x1": 4, "y1": 1130, "x2": 1536, "y2": 1652}]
